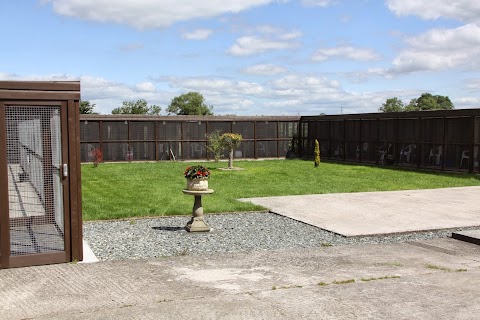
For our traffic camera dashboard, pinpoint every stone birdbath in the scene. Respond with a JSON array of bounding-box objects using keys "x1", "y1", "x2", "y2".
[
  {"x1": 183, "y1": 165, "x2": 213, "y2": 232},
  {"x1": 182, "y1": 189, "x2": 214, "y2": 232}
]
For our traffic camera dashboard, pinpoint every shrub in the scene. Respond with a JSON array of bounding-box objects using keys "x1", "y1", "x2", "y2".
[
  {"x1": 206, "y1": 130, "x2": 224, "y2": 162},
  {"x1": 89, "y1": 147, "x2": 103, "y2": 168},
  {"x1": 220, "y1": 133, "x2": 243, "y2": 168},
  {"x1": 314, "y1": 139, "x2": 320, "y2": 167}
]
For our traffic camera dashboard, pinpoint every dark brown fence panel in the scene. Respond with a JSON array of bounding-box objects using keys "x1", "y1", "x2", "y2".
[
  {"x1": 445, "y1": 117, "x2": 471, "y2": 171},
  {"x1": 103, "y1": 121, "x2": 128, "y2": 141},
  {"x1": 80, "y1": 120, "x2": 100, "y2": 142},
  {"x1": 299, "y1": 109, "x2": 480, "y2": 173},
  {"x1": 398, "y1": 119, "x2": 418, "y2": 167},
  {"x1": 330, "y1": 120, "x2": 344, "y2": 160},
  {"x1": 421, "y1": 118, "x2": 444, "y2": 168},
  {"x1": 79, "y1": 116, "x2": 301, "y2": 162},
  {"x1": 208, "y1": 121, "x2": 231, "y2": 134},
  {"x1": 361, "y1": 120, "x2": 378, "y2": 163},
  {"x1": 232, "y1": 121, "x2": 254, "y2": 139},
  {"x1": 344, "y1": 120, "x2": 360, "y2": 161},
  {"x1": 183, "y1": 121, "x2": 206, "y2": 141}
]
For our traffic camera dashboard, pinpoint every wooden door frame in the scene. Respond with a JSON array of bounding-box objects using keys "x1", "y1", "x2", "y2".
[{"x1": 0, "y1": 81, "x2": 81, "y2": 268}]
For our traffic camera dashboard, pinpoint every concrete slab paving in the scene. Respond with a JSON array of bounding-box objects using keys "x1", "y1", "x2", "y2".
[
  {"x1": 1, "y1": 238, "x2": 480, "y2": 320},
  {"x1": 239, "y1": 186, "x2": 480, "y2": 237}
]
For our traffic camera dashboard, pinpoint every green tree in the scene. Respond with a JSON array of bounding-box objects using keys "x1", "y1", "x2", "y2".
[
  {"x1": 379, "y1": 97, "x2": 404, "y2": 113},
  {"x1": 167, "y1": 92, "x2": 213, "y2": 115},
  {"x1": 112, "y1": 99, "x2": 161, "y2": 115},
  {"x1": 220, "y1": 133, "x2": 243, "y2": 169},
  {"x1": 381, "y1": 93, "x2": 454, "y2": 113},
  {"x1": 406, "y1": 93, "x2": 454, "y2": 111},
  {"x1": 206, "y1": 130, "x2": 224, "y2": 162},
  {"x1": 80, "y1": 100, "x2": 98, "y2": 114}
]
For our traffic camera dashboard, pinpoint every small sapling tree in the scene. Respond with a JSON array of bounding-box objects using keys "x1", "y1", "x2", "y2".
[
  {"x1": 220, "y1": 133, "x2": 243, "y2": 169},
  {"x1": 206, "y1": 130, "x2": 224, "y2": 162},
  {"x1": 314, "y1": 139, "x2": 320, "y2": 167}
]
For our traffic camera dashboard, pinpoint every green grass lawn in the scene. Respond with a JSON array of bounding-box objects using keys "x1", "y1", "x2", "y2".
[{"x1": 81, "y1": 159, "x2": 480, "y2": 220}]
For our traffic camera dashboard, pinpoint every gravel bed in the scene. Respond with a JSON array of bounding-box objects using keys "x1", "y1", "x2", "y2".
[{"x1": 83, "y1": 212, "x2": 480, "y2": 261}]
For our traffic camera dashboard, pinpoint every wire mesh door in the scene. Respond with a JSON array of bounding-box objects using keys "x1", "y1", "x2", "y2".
[{"x1": 4, "y1": 105, "x2": 68, "y2": 261}]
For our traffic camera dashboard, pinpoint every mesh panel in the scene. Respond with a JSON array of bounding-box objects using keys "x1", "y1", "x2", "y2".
[
  {"x1": 80, "y1": 143, "x2": 100, "y2": 162},
  {"x1": 238, "y1": 141, "x2": 254, "y2": 158},
  {"x1": 379, "y1": 119, "x2": 396, "y2": 141},
  {"x1": 103, "y1": 121, "x2": 128, "y2": 141},
  {"x1": 330, "y1": 121, "x2": 344, "y2": 140},
  {"x1": 446, "y1": 117, "x2": 470, "y2": 144},
  {"x1": 345, "y1": 142, "x2": 358, "y2": 161},
  {"x1": 278, "y1": 140, "x2": 290, "y2": 157},
  {"x1": 183, "y1": 142, "x2": 206, "y2": 159},
  {"x1": 278, "y1": 122, "x2": 298, "y2": 138},
  {"x1": 208, "y1": 122, "x2": 231, "y2": 134},
  {"x1": 256, "y1": 122, "x2": 277, "y2": 139},
  {"x1": 316, "y1": 121, "x2": 329, "y2": 141},
  {"x1": 80, "y1": 121, "x2": 100, "y2": 141},
  {"x1": 345, "y1": 120, "x2": 360, "y2": 140},
  {"x1": 159, "y1": 141, "x2": 182, "y2": 160},
  {"x1": 6, "y1": 106, "x2": 64, "y2": 256},
  {"x1": 421, "y1": 118, "x2": 443, "y2": 143},
  {"x1": 398, "y1": 119, "x2": 417, "y2": 142},
  {"x1": 130, "y1": 142, "x2": 155, "y2": 160},
  {"x1": 129, "y1": 122, "x2": 154, "y2": 140},
  {"x1": 361, "y1": 120, "x2": 378, "y2": 142},
  {"x1": 158, "y1": 122, "x2": 182, "y2": 140},
  {"x1": 103, "y1": 142, "x2": 131, "y2": 161},
  {"x1": 257, "y1": 141, "x2": 277, "y2": 157},
  {"x1": 232, "y1": 122, "x2": 254, "y2": 139},
  {"x1": 182, "y1": 122, "x2": 206, "y2": 140}
]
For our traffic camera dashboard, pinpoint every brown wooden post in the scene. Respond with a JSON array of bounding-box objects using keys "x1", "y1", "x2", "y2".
[
  {"x1": 69, "y1": 99, "x2": 82, "y2": 261},
  {"x1": 254, "y1": 121, "x2": 258, "y2": 159},
  {"x1": 442, "y1": 117, "x2": 446, "y2": 171},
  {"x1": 469, "y1": 115, "x2": 475, "y2": 173},
  {"x1": 61, "y1": 101, "x2": 71, "y2": 261}
]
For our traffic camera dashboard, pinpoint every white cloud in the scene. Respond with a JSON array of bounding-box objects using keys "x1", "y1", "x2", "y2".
[
  {"x1": 0, "y1": 72, "x2": 441, "y2": 115},
  {"x1": 135, "y1": 82, "x2": 156, "y2": 92},
  {"x1": 466, "y1": 79, "x2": 480, "y2": 92},
  {"x1": 167, "y1": 77, "x2": 265, "y2": 95},
  {"x1": 242, "y1": 64, "x2": 287, "y2": 75},
  {"x1": 453, "y1": 97, "x2": 480, "y2": 108},
  {"x1": 312, "y1": 45, "x2": 380, "y2": 62},
  {"x1": 387, "y1": 0, "x2": 480, "y2": 22},
  {"x1": 181, "y1": 29, "x2": 213, "y2": 40},
  {"x1": 228, "y1": 34, "x2": 301, "y2": 56},
  {"x1": 0, "y1": 73, "x2": 174, "y2": 114},
  {"x1": 44, "y1": 0, "x2": 274, "y2": 29},
  {"x1": 301, "y1": 0, "x2": 333, "y2": 7},
  {"x1": 391, "y1": 23, "x2": 480, "y2": 74}
]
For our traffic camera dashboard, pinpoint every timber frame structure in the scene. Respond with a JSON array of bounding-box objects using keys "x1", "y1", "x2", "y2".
[{"x1": 0, "y1": 81, "x2": 82, "y2": 268}]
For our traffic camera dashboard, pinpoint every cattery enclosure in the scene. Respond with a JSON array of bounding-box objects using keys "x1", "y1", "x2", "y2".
[
  {"x1": 299, "y1": 109, "x2": 480, "y2": 173},
  {"x1": 0, "y1": 81, "x2": 82, "y2": 268}
]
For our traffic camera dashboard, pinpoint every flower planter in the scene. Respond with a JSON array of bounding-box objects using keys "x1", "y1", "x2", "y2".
[{"x1": 186, "y1": 178, "x2": 209, "y2": 191}]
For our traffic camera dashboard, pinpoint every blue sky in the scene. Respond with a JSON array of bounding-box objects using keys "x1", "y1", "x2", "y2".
[{"x1": 1, "y1": 0, "x2": 479, "y2": 115}]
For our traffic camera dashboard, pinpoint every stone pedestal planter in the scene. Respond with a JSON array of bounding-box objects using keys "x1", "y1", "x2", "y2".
[
  {"x1": 182, "y1": 189, "x2": 214, "y2": 232},
  {"x1": 186, "y1": 178, "x2": 209, "y2": 191}
]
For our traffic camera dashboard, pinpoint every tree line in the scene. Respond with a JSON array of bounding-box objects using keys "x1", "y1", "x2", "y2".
[
  {"x1": 380, "y1": 93, "x2": 454, "y2": 113},
  {"x1": 80, "y1": 91, "x2": 214, "y2": 115},
  {"x1": 81, "y1": 90, "x2": 455, "y2": 115}
]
